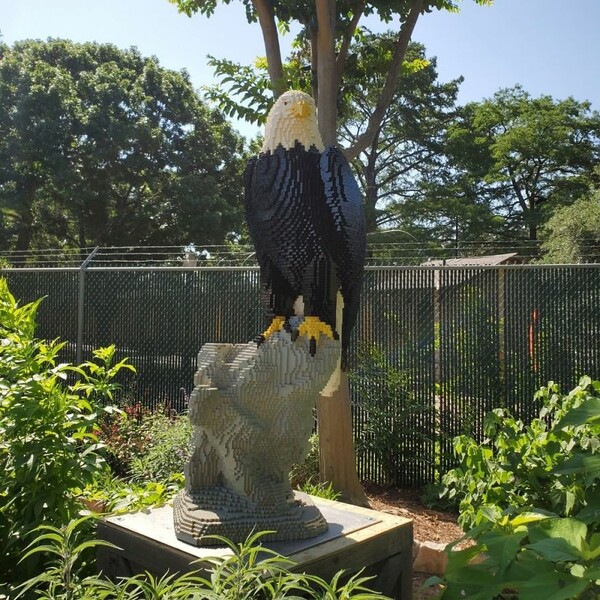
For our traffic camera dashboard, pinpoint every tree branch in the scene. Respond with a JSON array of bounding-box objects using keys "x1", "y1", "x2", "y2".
[
  {"x1": 344, "y1": 0, "x2": 425, "y2": 161},
  {"x1": 334, "y1": 0, "x2": 365, "y2": 89},
  {"x1": 310, "y1": 28, "x2": 319, "y2": 102},
  {"x1": 252, "y1": 0, "x2": 285, "y2": 97}
]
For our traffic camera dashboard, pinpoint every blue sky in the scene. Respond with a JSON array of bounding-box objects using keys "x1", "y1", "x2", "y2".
[{"x1": 2, "y1": 0, "x2": 599, "y2": 138}]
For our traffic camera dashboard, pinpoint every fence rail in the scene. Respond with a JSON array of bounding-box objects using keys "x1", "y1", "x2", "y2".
[{"x1": 2, "y1": 263, "x2": 599, "y2": 487}]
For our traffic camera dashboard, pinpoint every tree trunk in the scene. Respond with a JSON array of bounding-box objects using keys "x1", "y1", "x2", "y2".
[
  {"x1": 363, "y1": 133, "x2": 381, "y2": 232},
  {"x1": 310, "y1": 29, "x2": 319, "y2": 103},
  {"x1": 317, "y1": 372, "x2": 369, "y2": 507},
  {"x1": 314, "y1": 0, "x2": 369, "y2": 506},
  {"x1": 253, "y1": 0, "x2": 286, "y2": 97},
  {"x1": 14, "y1": 183, "x2": 36, "y2": 258},
  {"x1": 345, "y1": 0, "x2": 424, "y2": 161},
  {"x1": 315, "y1": 0, "x2": 337, "y2": 145}
]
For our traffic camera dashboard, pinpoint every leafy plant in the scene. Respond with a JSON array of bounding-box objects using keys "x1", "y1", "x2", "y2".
[
  {"x1": 430, "y1": 506, "x2": 600, "y2": 600},
  {"x1": 438, "y1": 377, "x2": 600, "y2": 529},
  {"x1": 129, "y1": 411, "x2": 192, "y2": 483},
  {"x1": 430, "y1": 377, "x2": 600, "y2": 599},
  {"x1": 0, "y1": 278, "x2": 134, "y2": 583},
  {"x1": 96, "y1": 402, "x2": 192, "y2": 483},
  {"x1": 95, "y1": 402, "x2": 154, "y2": 478},
  {"x1": 300, "y1": 480, "x2": 342, "y2": 501},
  {"x1": 14, "y1": 515, "x2": 116, "y2": 600},
  {"x1": 288, "y1": 434, "x2": 341, "y2": 500},
  {"x1": 77, "y1": 470, "x2": 184, "y2": 515},
  {"x1": 289, "y1": 432, "x2": 320, "y2": 489},
  {"x1": 350, "y1": 343, "x2": 436, "y2": 485}
]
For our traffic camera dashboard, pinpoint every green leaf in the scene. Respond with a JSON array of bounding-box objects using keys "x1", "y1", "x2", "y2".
[
  {"x1": 588, "y1": 532, "x2": 600, "y2": 553},
  {"x1": 528, "y1": 537, "x2": 582, "y2": 562},
  {"x1": 519, "y1": 571, "x2": 589, "y2": 600},
  {"x1": 582, "y1": 566, "x2": 600, "y2": 580},
  {"x1": 530, "y1": 517, "x2": 587, "y2": 551},
  {"x1": 504, "y1": 549, "x2": 554, "y2": 581},
  {"x1": 479, "y1": 530, "x2": 526, "y2": 574},
  {"x1": 511, "y1": 510, "x2": 554, "y2": 527},
  {"x1": 556, "y1": 397, "x2": 600, "y2": 428},
  {"x1": 570, "y1": 563, "x2": 585, "y2": 578},
  {"x1": 576, "y1": 503, "x2": 600, "y2": 524}
]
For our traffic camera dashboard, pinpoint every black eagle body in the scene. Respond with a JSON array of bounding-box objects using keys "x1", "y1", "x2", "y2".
[{"x1": 244, "y1": 141, "x2": 366, "y2": 368}]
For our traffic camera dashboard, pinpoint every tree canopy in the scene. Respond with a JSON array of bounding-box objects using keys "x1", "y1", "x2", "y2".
[
  {"x1": 539, "y1": 189, "x2": 600, "y2": 264},
  {"x1": 399, "y1": 86, "x2": 600, "y2": 245},
  {"x1": 0, "y1": 39, "x2": 246, "y2": 252}
]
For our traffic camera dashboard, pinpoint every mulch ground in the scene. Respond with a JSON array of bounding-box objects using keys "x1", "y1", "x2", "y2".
[{"x1": 362, "y1": 483, "x2": 465, "y2": 599}]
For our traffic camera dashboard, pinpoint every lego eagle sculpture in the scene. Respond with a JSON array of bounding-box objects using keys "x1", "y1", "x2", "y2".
[{"x1": 173, "y1": 91, "x2": 366, "y2": 545}]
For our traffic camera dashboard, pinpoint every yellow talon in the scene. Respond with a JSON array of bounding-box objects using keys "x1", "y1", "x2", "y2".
[
  {"x1": 262, "y1": 316, "x2": 286, "y2": 339},
  {"x1": 297, "y1": 316, "x2": 334, "y2": 342}
]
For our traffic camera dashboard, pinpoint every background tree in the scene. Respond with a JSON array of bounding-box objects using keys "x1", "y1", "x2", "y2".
[
  {"x1": 538, "y1": 190, "x2": 600, "y2": 264},
  {"x1": 0, "y1": 39, "x2": 245, "y2": 252},
  {"x1": 419, "y1": 86, "x2": 600, "y2": 244},
  {"x1": 392, "y1": 157, "x2": 503, "y2": 249}
]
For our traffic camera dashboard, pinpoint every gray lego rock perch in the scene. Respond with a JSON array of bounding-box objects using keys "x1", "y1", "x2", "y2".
[{"x1": 173, "y1": 331, "x2": 340, "y2": 546}]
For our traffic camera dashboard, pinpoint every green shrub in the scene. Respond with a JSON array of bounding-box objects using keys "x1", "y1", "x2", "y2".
[
  {"x1": 438, "y1": 377, "x2": 600, "y2": 530},
  {"x1": 0, "y1": 278, "x2": 134, "y2": 584},
  {"x1": 129, "y1": 411, "x2": 192, "y2": 483},
  {"x1": 432, "y1": 506, "x2": 600, "y2": 600},
  {"x1": 17, "y1": 518, "x2": 389, "y2": 600},
  {"x1": 96, "y1": 401, "x2": 192, "y2": 483},
  {"x1": 95, "y1": 402, "x2": 154, "y2": 478},
  {"x1": 289, "y1": 432, "x2": 320, "y2": 488},
  {"x1": 430, "y1": 377, "x2": 600, "y2": 599},
  {"x1": 87, "y1": 408, "x2": 190, "y2": 516},
  {"x1": 349, "y1": 343, "x2": 436, "y2": 485}
]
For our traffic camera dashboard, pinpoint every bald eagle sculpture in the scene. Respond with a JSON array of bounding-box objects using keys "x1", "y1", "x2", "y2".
[{"x1": 244, "y1": 90, "x2": 366, "y2": 375}]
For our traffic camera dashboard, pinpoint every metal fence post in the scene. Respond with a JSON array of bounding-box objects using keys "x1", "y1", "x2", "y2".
[
  {"x1": 76, "y1": 247, "x2": 99, "y2": 364},
  {"x1": 497, "y1": 267, "x2": 506, "y2": 403}
]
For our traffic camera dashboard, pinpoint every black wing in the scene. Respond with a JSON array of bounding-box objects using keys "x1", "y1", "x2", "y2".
[
  {"x1": 244, "y1": 144, "x2": 323, "y2": 318},
  {"x1": 319, "y1": 146, "x2": 366, "y2": 368}
]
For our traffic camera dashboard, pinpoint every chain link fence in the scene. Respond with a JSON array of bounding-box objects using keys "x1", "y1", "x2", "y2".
[{"x1": 2, "y1": 260, "x2": 599, "y2": 487}]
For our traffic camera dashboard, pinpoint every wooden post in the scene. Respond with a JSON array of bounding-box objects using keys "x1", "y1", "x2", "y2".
[{"x1": 317, "y1": 372, "x2": 369, "y2": 507}]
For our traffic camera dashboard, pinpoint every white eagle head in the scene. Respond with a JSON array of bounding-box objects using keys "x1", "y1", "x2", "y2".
[{"x1": 262, "y1": 90, "x2": 324, "y2": 153}]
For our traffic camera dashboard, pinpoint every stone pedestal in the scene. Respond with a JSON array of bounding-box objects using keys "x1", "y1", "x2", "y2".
[{"x1": 173, "y1": 332, "x2": 339, "y2": 545}]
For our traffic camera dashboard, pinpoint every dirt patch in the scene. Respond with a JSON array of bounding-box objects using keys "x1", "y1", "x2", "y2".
[
  {"x1": 363, "y1": 483, "x2": 464, "y2": 599},
  {"x1": 364, "y1": 483, "x2": 463, "y2": 545}
]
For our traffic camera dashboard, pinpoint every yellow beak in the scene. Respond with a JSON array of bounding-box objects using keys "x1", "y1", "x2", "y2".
[{"x1": 292, "y1": 100, "x2": 313, "y2": 119}]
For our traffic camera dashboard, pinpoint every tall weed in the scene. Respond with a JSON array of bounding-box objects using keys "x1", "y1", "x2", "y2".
[{"x1": 17, "y1": 519, "x2": 388, "y2": 599}]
